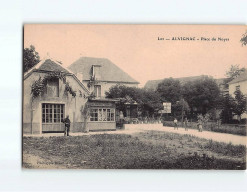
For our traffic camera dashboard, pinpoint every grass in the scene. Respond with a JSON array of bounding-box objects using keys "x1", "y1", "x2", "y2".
[{"x1": 23, "y1": 131, "x2": 246, "y2": 169}]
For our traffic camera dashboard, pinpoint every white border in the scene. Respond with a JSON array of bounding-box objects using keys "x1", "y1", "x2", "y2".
[{"x1": 0, "y1": 0, "x2": 247, "y2": 192}]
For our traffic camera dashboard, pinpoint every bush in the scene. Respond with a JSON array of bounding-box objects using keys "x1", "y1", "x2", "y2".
[
  {"x1": 163, "y1": 120, "x2": 246, "y2": 136},
  {"x1": 240, "y1": 118, "x2": 247, "y2": 125}
]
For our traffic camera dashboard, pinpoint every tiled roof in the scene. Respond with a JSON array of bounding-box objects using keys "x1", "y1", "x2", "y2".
[
  {"x1": 23, "y1": 58, "x2": 89, "y2": 93},
  {"x1": 38, "y1": 59, "x2": 70, "y2": 73},
  {"x1": 68, "y1": 57, "x2": 139, "y2": 83},
  {"x1": 228, "y1": 71, "x2": 247, "y2": 84}
]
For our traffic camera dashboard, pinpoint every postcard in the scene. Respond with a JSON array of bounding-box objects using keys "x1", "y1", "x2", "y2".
[{"x1": 23, "y1": 24, "x2": 247, "y2": 169}]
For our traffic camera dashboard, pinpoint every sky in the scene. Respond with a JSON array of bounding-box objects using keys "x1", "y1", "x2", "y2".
[{"x1": 24, "y1": 24, "x2": 247, "y2": 86}]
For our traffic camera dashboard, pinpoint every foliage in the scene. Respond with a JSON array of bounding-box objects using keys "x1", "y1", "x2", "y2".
[
  {"x1": 31, "y1": 71, "x2": 76, "y2": 99},
  {"x1": 206, "y1": 108, "x2": 220, "y2": 121},
  {"x1": 224, "y1": 64, "x2": 246, "y2": 85},
  {"x1": 162, "y1": 120, "x2": 246, "y2": 136},
  {"x1": 172, "y1": 98, "x2": 190, "y2": 119},
  {"x1": 31, "y1": 77, "x2": 46, "y2": 99},
  {"x1": 45, "y1": 71, "x2": 66, "y2": 83},
  {"x1": 231, "y1": 89, "x2": 247, "y2": 120},
  {"x1": 106, "y1": 84, "x2": 162, "y2": 117},
  {"x1": 182, "y1": 77, "x2": 221, "y2": 115},
  {"x1": 64, "y1": 82, "x2": 76, "y2": 97},
  {"x1": 220, "y1": 94, "x2": 236, "y2": 123},
  {"x1": 23, "y1": 45, "x2": 40, "y2": 73},
  {"x1": 240, "y1": 31, "x2": 247, "y2": 46},
  {"x1": 157, "y1": 78, "x2": 182, "y2": 104},
  {"x1": 197, "y1": 113, "x2": 211, "y2": 126}
]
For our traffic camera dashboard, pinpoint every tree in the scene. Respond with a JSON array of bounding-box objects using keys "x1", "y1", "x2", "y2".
[
  {"x1": 81, "y1": 102, "x2": 90, "y2": 133},
  {"x1": 172, "y1": 98, "x2": 190, "y2": 120},
  {"x1": 182, "y1": 77, "x2": 221, "y2": 116},
  {"x1": 225, "y1": 64, "x2": 246, "y2": 84},
  {"x1": 231, "y1": 89, "x2": 247, "y2": 121},
  {"x1": 141, "y1": 89, "x2": 163, "y2": 117},
  {"x1": 156, "y1": 78, "x2": 182, "y2": 104},
  {"x1": 220, "y1": 94, "x2": 235, "y2": 123},
  {"x1": 240, "y1": 31, "x2": 247, "y2": 46},
  {"x1": 23, "y1": 45, "x2": 40, "y2": 73},
  {"x1": 105, "y1": 85, "x2": 162, "y2": 117}
]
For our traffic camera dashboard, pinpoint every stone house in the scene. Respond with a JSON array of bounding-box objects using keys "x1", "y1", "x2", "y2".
[
  {"x1": 228, "y1": 70, "x2": 247, "y2": 119},
  {"x1": 68, "y1": 57, "x2": 139, "y2": 98},
  {"x1": 68, "y1": 57, "x2": 140, "y2": 121},
  {"x1": 23, "y1": 58, "x2": 117, "y2": 134}
]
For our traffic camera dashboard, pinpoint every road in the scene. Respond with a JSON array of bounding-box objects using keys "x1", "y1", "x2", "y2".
[{"x1": 24, "y1": 125, "x2": 247, "y2": 146}]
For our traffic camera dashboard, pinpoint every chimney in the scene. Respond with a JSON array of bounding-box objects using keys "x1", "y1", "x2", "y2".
[{"x1": 92, "y1": 65, "x2": 102, "y2": 80}]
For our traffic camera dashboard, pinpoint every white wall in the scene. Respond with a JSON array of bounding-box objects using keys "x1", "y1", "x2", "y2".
[
  {"x1": 229, "y1": 80, "x2": 247, "y2": 119},
  {"x1": 229, "y1": 80, "x2": 247, "y2": 96},
  {"x1": 82, "y1": 81, "x2": 138, "y2": 97}
]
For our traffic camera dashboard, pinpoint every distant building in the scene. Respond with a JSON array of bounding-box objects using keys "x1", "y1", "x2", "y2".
[
  {"x1": 228, "y1": 70, "x2": 247, "y2": 119},
  {"x1": 228, "y1": 70, "x2": 247, "y2": 96},
  {"x1": 68, "y1": 57, "x2": 139, "y2": 98}
]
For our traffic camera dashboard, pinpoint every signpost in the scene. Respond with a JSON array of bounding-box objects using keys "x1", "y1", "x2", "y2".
[
  {"x1": 158, "y1": 102, "x2": 171, "y2": 121},
  {"x1": 163, "y1": 102, "x2": 171, "y2": 113}
]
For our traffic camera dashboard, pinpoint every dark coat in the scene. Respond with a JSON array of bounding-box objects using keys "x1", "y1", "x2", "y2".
[{"x1": 63, "y1": 118, "x2": 71, "y2": 127}]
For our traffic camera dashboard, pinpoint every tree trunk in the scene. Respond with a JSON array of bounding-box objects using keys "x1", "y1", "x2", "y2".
[{"x1": 83, "y1": 116, "x2": 89, "y2": 133}]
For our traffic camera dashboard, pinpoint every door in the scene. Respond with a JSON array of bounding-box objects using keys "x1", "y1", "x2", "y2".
[{"x1": 42, "y1": 103, "x2": 65, "y2": 132}]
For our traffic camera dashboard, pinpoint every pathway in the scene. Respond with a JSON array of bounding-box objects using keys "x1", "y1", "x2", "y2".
[{"x1": 24, "y1": 126, "x2": 246, "y2": 146}]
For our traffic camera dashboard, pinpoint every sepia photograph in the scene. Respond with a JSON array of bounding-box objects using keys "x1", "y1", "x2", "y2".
[{"x1": 22, "y1": 24, "x2": 247, "y2": 169}]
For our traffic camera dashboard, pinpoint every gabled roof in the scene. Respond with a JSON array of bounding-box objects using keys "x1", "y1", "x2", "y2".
[
  {"x1": 68, "y1": 57, "x2": 139, "y2": 84},
  {"x1": 24, "y1": 58, "x2": 73, "y2": 79},
  {"x1": 24, "y1": 58, "x2": 89, "y2": 94},
  {"x1": 228, "y1": 70, "x2": 247, "y2": 85}
]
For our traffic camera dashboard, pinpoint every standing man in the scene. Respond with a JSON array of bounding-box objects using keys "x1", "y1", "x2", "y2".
[
  {"x1": 62, "y1": 115, "x2": 71, "y2": 136},
  {"x1": 174, "y1": 118, "x2": 178, "y2": 130}
]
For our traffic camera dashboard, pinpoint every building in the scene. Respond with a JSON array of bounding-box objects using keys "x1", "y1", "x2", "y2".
[
  {"x1": 228, "y1": 71, "x2": 247, "y2": 96},
  {"x1": 68, "y1": 57, "x2": 139, "y2": 98},
  {"x1": 228, "y1": 70, "x2": 247, "y2": 119},
  {"x1": 23, "y1": 58, "x2": 118, "y2": 134}
]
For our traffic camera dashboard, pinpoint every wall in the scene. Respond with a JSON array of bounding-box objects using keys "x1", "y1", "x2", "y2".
[
  {"x1": 229, "y1": 80, "x2": 247, "y2": 96},
  {"x1": 88, "y1": 122, "x2": 116, "y2": 131},
  {"x1": 23, "y1": 72, "x2": 88, "y2": 134}
]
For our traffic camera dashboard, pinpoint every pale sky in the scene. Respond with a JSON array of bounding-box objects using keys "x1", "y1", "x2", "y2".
[{"x1": 24, "y1": 24, "x2": 247, "y2": 86}]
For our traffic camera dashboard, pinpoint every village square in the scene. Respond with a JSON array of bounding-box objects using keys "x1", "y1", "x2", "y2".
[{"x1": 22, "y1": 25, "x2": 247, "y2": 169}]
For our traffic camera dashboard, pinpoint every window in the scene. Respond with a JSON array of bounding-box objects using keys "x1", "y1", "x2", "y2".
[
  {"x1": 46, "y1": 78, "x2": 59, "y2": 97},
  {"x1": 90, "y1": 108, "x2": 115, "y2": 122},
  {"x1": 94, "y1": 85, "x2": 101, "y2": 97},
  {"x1": 42, "y1": 103, "x2": 64, "y2": 123},
  {"x1": 236, "y1": 85, "x2": 240, "y2": 91},
  {"x1": 90, "y1": 109, "x2": 98, "y2": 121}
]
